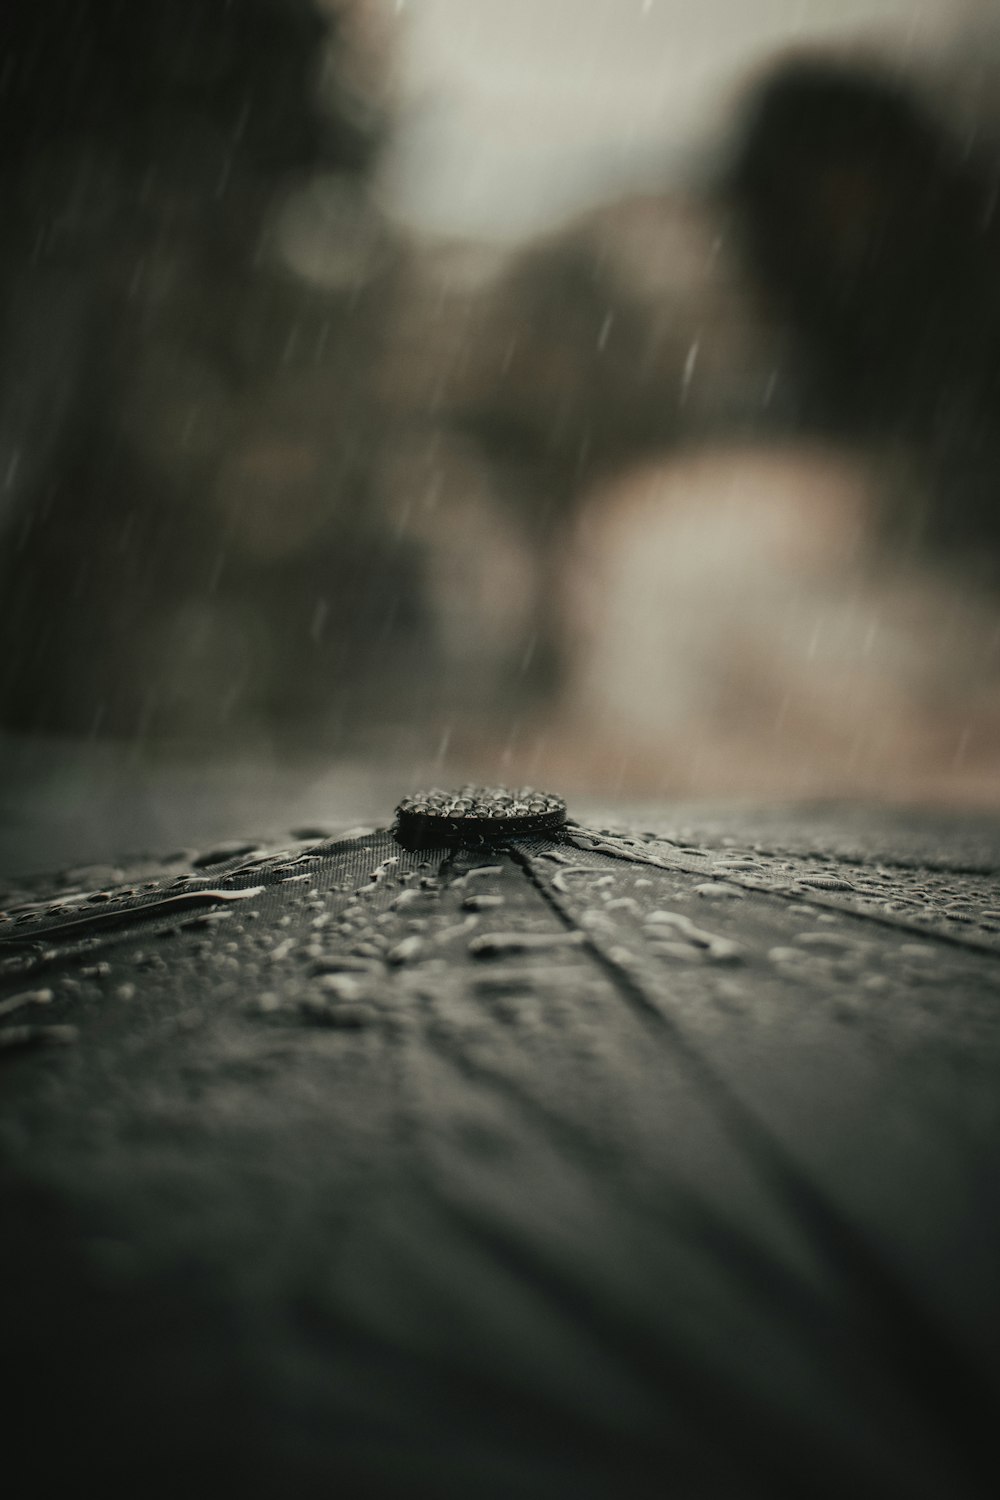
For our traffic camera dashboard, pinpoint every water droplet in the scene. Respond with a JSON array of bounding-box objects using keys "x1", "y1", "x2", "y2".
[
  {"x1": 387, "y1": 935, "x2": 425, "y2": 965},
  {"x1": 316, "y1": 974, "x2": 366, "y2": 1002},
  {"x1": 693, "y1": 883, "x2": 745, "y2": 902},
  {"x1": 642, "y1": 910, "x2": 741, "y2": 961},
  {"x1": 309, "y1": 955, "x2": 381, "y2": 975},
  {"x1": 649, "y1": 940, "x2": 703, "y2": 962},
  {"x1": 897, "y1": 944, "x2": 940, "y2": 963},
  {"x1": 247, "y1": 992, "x2": 283, "y2": 1016},
  {"x1": 794, "y1": 932, "x2": 869, "y2": 952},
  {"x1": 769, "y1": 946, "x2": 808, "y2": 965},
  {"x1": 607, "y1": 945, "x2": 639, "y2": 967},
  {"x1": 469, "y1": 931, "x2": 586, "y2": 958},
  {"x1": 551, "y1": 866, "x2": 604, "y2": 893},
  {"x1": 798, "y1": 876, "x2": 855, "y2": 893},
  {"x1": 299, "y1": 998, "x2": 375, "y2": 1029},
  {"x1": 0, "y1": 987, "x2": 53, "y2": 1018}
]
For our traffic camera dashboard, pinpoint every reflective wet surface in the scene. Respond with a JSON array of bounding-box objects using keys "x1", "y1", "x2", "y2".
[{"x1": 2, "y1": 804, "x2": 998, "y2": 1496}]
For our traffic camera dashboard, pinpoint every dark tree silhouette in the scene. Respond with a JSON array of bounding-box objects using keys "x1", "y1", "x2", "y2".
[
  {"x1": 0, "y1": 0, "x2": 405, "y2": 738},
  {"x1": 726, "y1": 56, "x2": 1000, "y2": 567}
]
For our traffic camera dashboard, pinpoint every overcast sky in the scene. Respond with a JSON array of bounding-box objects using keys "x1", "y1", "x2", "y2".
[{"x1": 374, "y1": 0, "x2": 974, "y2": 241}]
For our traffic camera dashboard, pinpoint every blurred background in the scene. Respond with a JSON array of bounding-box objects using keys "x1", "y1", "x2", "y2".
[{"x1": 3, "y1": 0, "x2": 1000, "y2": 867}]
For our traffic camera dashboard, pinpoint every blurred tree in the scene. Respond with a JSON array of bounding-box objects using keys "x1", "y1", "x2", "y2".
[
  {"x1": 725, "y1": 55, "x2": 1000, "y2": 574},
  {"x1": 423, "y1": 193, "x2": 789, "y2": 701},
  {"x1": 0, "y1": 0, "x2": 417, "y2": 741}
]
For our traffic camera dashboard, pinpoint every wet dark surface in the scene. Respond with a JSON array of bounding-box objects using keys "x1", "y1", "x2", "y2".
[{"x1": 2, "y1": 806, "x2": 999, "y2": 1497}]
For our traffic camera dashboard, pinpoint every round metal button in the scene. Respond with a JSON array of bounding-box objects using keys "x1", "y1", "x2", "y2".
[{"x1": 394, "y1": 785, "x2": 567, "y2": 848}]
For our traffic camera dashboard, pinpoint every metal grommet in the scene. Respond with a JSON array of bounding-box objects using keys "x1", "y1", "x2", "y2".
[{"x1": 393, "y1": 785, "x2": 567, "y2": 849}]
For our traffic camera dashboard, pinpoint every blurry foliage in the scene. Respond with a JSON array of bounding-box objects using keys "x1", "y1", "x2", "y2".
[
  {"x1": 440, "y1": 197, "x2": 785, "y2": 534},
  {"x1": 726, "y1": 55, "x2": 1000, "y2": 575},
  {"x1": 0, "y1": 0, "x2": 426, "y2": 742},
  {"x1": 443, "y1": 51, "x2": 1000, "y2": 584},
  {"x1": 0, "y1": 0, "x2": 371, "y2": 188}
]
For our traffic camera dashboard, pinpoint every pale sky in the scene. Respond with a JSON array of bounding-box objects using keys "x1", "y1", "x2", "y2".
[{"x1": 374, "y1": 0, "x2": 972, "y2": 241}]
